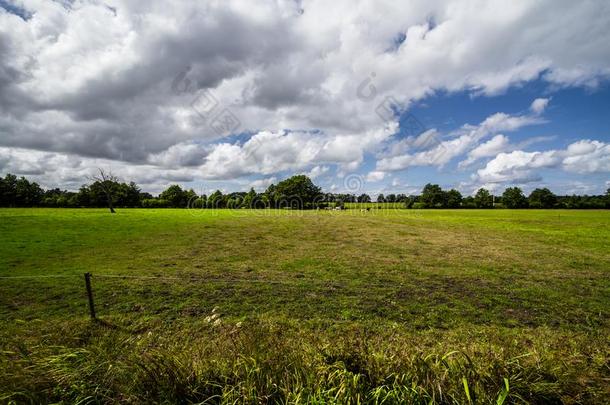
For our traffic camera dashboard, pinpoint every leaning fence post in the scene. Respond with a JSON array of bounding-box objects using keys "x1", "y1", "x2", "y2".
[{"x1": 84, "y1": 272, "x2": 96, "y2": 320}]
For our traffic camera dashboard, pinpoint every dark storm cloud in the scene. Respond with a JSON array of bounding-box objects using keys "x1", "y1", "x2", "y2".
[{"x1": 0, "y1": 0, "x2": 302, "y2": 163}]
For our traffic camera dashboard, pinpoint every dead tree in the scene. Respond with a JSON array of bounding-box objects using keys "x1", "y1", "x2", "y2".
[{"x1": 90, "y1": 168, "x2": 118, "y2": 213}]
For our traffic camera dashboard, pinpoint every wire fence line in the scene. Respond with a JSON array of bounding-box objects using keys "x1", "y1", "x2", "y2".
[
  {"x1": 0, "y1": 273, "x2": 402, "y2": 288},
  {"x1": 94, "y1": 274, "x2": 304, "y2": 284},
  {"x1": 0, "y1": 273, "x2": 319, "y2": 285},
  {"x1": 0, "y1": 271, "x2": 410, "y2": 321},
  {"x1": 0, "y1": 274, "x2": 79, "y2": 279}
]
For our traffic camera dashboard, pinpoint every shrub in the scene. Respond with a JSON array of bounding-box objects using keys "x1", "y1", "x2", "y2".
[{"x1": 141, "y1": 198, "x2": 170, "y2": 208}]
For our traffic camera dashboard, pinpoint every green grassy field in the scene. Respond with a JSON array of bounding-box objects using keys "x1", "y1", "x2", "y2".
[{"x1": 1, "y1": 208, "x2": 609, "y2": 403}]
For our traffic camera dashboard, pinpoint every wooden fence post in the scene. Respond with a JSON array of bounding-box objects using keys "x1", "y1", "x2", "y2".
[{"x1": 84, "y1": 272, "x2": 96, "y2": 320}]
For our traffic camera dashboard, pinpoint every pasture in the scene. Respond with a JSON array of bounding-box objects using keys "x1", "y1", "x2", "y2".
[{"x1": 1, "y1": 208, "x2": 609, "y2": 403}]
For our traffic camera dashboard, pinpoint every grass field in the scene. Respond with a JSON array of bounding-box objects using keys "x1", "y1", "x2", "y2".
[{"x1": 1, "y1": 208, "x2": 609, "y2": 403}]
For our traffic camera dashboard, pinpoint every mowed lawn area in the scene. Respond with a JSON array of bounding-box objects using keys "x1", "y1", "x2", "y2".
[{"x1": 1, "y1": 208, "x2": 609, "y2": 403}]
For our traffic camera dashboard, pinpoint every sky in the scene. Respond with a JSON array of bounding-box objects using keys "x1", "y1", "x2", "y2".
[{"x1": 0, "y1": 0, "x2": 609, "y2": 197}]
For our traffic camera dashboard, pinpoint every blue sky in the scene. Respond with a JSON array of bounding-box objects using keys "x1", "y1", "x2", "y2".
[
  {"x1": 371, "y1": 80, "x2": 610, "y2": 195},
  {"x1": 1, "y1": 1, "x2": 609, "y2": 196}
]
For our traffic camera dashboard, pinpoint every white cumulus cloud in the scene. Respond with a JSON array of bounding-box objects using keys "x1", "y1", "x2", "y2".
[{"x1": 474, "y1": 139, "x2": 610, "y2": 184}]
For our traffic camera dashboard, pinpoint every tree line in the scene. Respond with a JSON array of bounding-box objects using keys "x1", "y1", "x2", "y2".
[
  {"x1": 405, "y1": 184, "x2": 609, "y2": 209},
  {"x1": 1, "y1": 172, "x2": 609, "y2": 210}
]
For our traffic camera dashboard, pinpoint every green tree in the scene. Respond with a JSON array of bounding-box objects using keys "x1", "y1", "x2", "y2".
[
  {"x1": 528, "y1": 188, "x2": 557, "y2": 208},
  {"x1": 263, "y1": 184, "x2": 277, "y2": 207},
  {"x1": 462, "y1": 196, "x2": 476, "y2": 208},
  {"x1": 159, "y1": 184, "x2": 189, "y2": 208},
  {"x1": 377, "y1": 194, "x2": 385, "y2": 203},
  {"x1": 0, "y1": 174, "x2": 44, "y2": 207},
  {"x1": 113, "y1": 182, "x2": 142, "y2": 207},
  {"x1": 357, "y1": 193, "x2": 371, "y2": 203},
  {"x1": 502, "y1": 187, "x2": 528, "y2": 208},
  {"x1": 207, "y1": 190, "x2": 224, "y2": 208},
  {"x1": 242, "y1": 188, "x2": 257, "y2": 208},
  {"x1": 185, "y1": 189, "x2": 198, "y2": 208},
  {"x1": 421, "y1": 184, "x2": 445, "y2": 208},
  {"x1": 474, "y1": 188, "x2": 493, "y2": 208},
  {"x1": 273, "y1": 175, "x2": 322, "y2": 209},
  {"x1": 404, "y1": 195, "x2": 416, "y2": 208},
  {"x1": 190, "y1": 194, "x2": 207, "y2": 208},
  {"x1": 226, "y1": 197, "x2": 239, "y2": 209},
  {"x1": 14, "y1": 176, "x2": 43, "y2": 207},
  {"x1": 445, "y1": 189, "x2": 462, "y2": 208},
  {"x1": 253, "y1": 192, "x2": 268, "y2": 209},
  {"x1": 0, "y1": 174, "x2": 18, "y2": 206},
  {"x1": 0, "y1": 173, "x2": 44, "y2": 207}
]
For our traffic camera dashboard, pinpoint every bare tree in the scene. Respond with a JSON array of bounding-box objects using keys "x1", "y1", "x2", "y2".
[{"x1": 89, "y1": 168, "x2": 119, "y2": 213}]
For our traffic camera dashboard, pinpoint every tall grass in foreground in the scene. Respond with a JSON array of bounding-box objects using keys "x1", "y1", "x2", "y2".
[{"x1": 2, "y1": 318, "x2": 607, "y2": 404}]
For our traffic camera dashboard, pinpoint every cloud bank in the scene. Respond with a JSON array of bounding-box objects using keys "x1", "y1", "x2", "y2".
[{"x1": 1, "y1": 0, "x2": 609, "y2": 192}]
